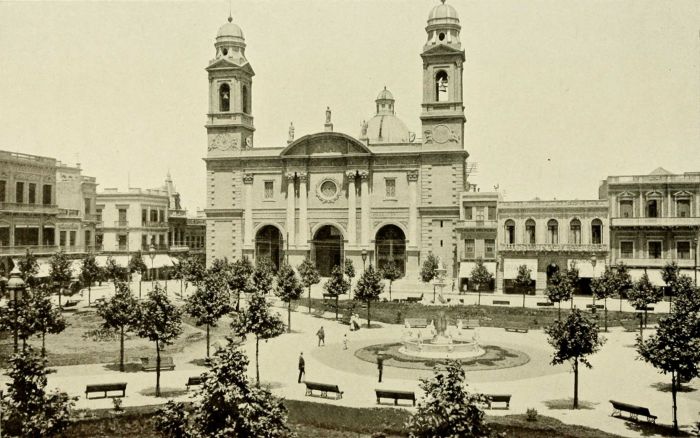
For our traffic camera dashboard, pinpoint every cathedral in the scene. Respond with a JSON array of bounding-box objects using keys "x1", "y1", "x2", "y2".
[{"x1": 204, "y1": 1, "x2": 469, "y2": 279}]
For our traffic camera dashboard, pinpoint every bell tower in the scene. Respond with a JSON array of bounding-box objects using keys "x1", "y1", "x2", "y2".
[
  {"x1": 206, "y1": 15, "x2": 255, "y2": 156},
  {"x1": 420, "y1": 0, "x2": 466, "y2": 148}
]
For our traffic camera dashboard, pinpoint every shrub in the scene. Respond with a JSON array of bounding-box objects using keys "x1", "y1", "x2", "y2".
[{"x1": 526, "y1": 408, "x2": 538, "y2": 422}]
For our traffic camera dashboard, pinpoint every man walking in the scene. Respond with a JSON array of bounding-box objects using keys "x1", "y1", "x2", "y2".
[
  {"x1": 298, "y1": 352, "x2": 305, "y2": 383},
  {"x1": 377, "y1": 355, "x2": 384, "y2": 383},
  {"x1": 316, "y1": 326, "x2": 325, "y2": 346}
]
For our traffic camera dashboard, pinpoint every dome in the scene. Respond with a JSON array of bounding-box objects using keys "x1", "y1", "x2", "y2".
[
  {"x1": 428, "y1": 1, "x2": 459, "y2": 22},
  {"x1": 376, "y1": 87, "x2": 394, "y2": 101},
  {"x1": 217, "y1": 17, "x2": 244, "y2": 39},
  {"x1": 366, "y1": 114, "x2": 410, "y2": 144}
]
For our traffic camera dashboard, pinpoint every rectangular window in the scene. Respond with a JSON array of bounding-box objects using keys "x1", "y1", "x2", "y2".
[
  {"x1": 648, "y1": 241, "x2": 662, "y2": 259},
  {"x1": 118, "y1": 234, "x2": 127, "y2": 251},
  {"x1": 59, "y1": 231, "x2": 67, "y2": 247},
  {"x1": 385, "y1": 178, "x2": 396, "y2": 198},
  {"x1": 16, "y1": 182, "x2": 24, "y2": 203},
  {"x1": 159, "y1": 210, "x2": 165, "y2": 223},
  {"x1": 0, "y1": 180, "x2": 5, "y2": 203},
  {"x1": 159, "y1": 235, "x2": 165, "y2": 247},
  {"x1": 150, "y1": 209, "x2": 158, "y2": 222},
  {"x1": 677, "y1": 199, "x2": 691, "y2": 218},
  {"x1": 464, "y1": 206, "x2": 472, "y2": 220},
  {"x1": 69, "y1": 231, "x2": 76, "y2": 247},
  {"x1": 84, "y1": 230, "x2": 91, "y2": 248},
  {"x1": 620, "y1": 241, "x2": 634, "y2": 258},
  {"x1": 487, "y1": 206, "x2": 496, "y2": 220},
  {"x1": 28, "y1": 183, "x2": 36, "y2": 204},
  {"x1": 464, "y1": 239, "x2": 475, "y2": 259},
  {"x1": 677, "y1": 241, "x2": 691, "y2": 260},
  {"x1": 264, "y1": 181, "x2": 274, "y2": 199},
  {"x1": 84, "y1": 198, "x2": 91, "y2": 214},
  {"x1": 475, "y1": 207, "x2": 485, "y2": 221},
  {"x1": 440, "y1": 220, "x2": 444, "y2": 228},
  {"x1": 647, "y1": 200, "x2": 659, "y2": 218},
  {"x1": 526, "y1": 223, "x2": 536, "y2": 244},
  {"x1": 485, "y1": 239, "x2": 495, "y2": 259},
  {"x1": 96, "y1": 208, "x2": 103, "y2": 223},
  {"x1": 42, "y1": 184, "x2": 51, "y2": 205},
  {"x1": 619, "y1": 200, "x2": 634, "y2": 218},
  {"x1": 142, "y1": 209, "x2": 147, "y2": 225},
  {"x1": 591, "y1": 223, "x2": 602, "y2": 244},
  {"x1": 141, "y1": 235, "x2": 148, "y2": 249}
]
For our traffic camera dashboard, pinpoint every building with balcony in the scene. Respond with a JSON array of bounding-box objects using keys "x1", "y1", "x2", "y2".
[
  {"x1": 601, "y1": 167, "x2": 700, "y2": 284},
  {"x1": 163, "y1": 174, "x2": 206, "y2": 256}
]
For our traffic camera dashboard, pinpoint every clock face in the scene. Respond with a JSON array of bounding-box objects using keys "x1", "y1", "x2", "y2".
[
  {"x1": 432, "y1": 125, "x2": 451, "y2": 144},
  {"x1": 208, "y1": 133, "x2": 239, "y2": 152}
]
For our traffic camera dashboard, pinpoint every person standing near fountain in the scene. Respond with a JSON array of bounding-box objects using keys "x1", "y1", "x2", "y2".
[
  {"x1": 298, "y1": 352, "x2": 305, "y2": 383},
  {"x1": 377, "y1": 355, "x2": 384, "y2": 382}
]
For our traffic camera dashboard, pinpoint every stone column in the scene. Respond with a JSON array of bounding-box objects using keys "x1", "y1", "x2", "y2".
[
  {"x1": 286, "y1": 172, "x2": 296, "y2": 248},
  {"x1": 346, "y1": 170, "x2": 357, "y2": 247},
  {"x1": 243, "y1": 173, "x2": 254, "y2": 247},
  {"x1": 407, "y1": 169, "x2": 419, "y2": 247},
  {"x1": 639, "y1": 192, "x2": 644, "y2": 217},
  {"x1": 298, "y1": 172, "x2": 308, "y2": 247},
  {"x1": 359, "y1": 171, "x2": 370, "y2": 247}
]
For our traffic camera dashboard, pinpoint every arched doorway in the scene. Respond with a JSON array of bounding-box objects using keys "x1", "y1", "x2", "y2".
[
  {"x1": 375, "y1": 225, "x2": 406, "y2": 276},
  {"x1": 255, "y1": 225, "x2": 283, "y2": 271},
  {"x1": 312, "y1": 225, "x2": 343, "y2": 276},
  {"x1": 546, "y1": 262, "x2": 559, "y2": 285}
]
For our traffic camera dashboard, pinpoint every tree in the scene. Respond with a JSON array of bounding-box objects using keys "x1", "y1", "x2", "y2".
[
  {"x1": 231, "y1": 292, "x2": 285, "y2": 385},
  {"x1": 590, "y1": 266, "x2": 617, "y2": 332},
  {"x1": 661, "y1": 261, "x2": 680, "y2": 310},
  {"x1": 229, "y1": 256, "x2": 254, "y2": 311},
  {"x1": 184, "y1": 272, "x2": 232, "y2": 357},
  {"x1": 30, "y1": 286, "x2": 66, "y2": 357},
  {"x1": 136, "y1": 285, "x2": 183, "y2": 396},
  {"x1": 1, "y1": 347, "x2": 75, "y2": 438},
  {"x1": 323, "y1": 265, "x2": 350, "y2": 320},
  {"x1": 420, "y1": 253, "x2": 440, "y2": 301},
  {"x1": 611, "y1": 262, "x2": 633, "y2": 311},
  {"x1": 0, "y1": 289, "x2": 37, "y2": 353},
  {"x1": 297, "y1": 256, "x2": 320, "y2": 314},
  {"x1": 80, "y1": 252, "x2": 100, "y2": 305},
  {"x1": 129, "y1": 251, "x2": 148, "y2": 298},
  {"x1": 252, "y1": 257, "x2": 276, "y2": 294},
  {"x1": 545, "y1": 270, "x2": 574, "y2": 320},
  {"x1": 354, "y1": 264, "x2": 384, "y2": 328},
  {"x1": 469, "y1": 258, "x2": 493, "y2": 306},
  {"x1": 171, "y1": 256, "x2": 189, "y2": 298},
  {"x1": 545, "y1": 309, "x2": 606, "y2": 409},
  {"x1": 514, "y1": 264, "x2": 534, "y2": 308},
  {"x1": 154, "y1": 339, "x2": 292, "y2": 437},
  {"x1": 381, "y1": 261, "x2": 402, "y2": 302},
  {"x1": 564, "y1": 264, "x2": 580, "y2": 309},
  {"x1": 97, "y1": 281, "x2": 140, "y2": 372},
  {"x1": 49, "y1": 251, "x2": 73, "y2": 307},
  {"x1": 344, "y1": 258, "x2": 356, "y2": 296},
  {"x1": 105, "y1": 256, "x2": 126, "y2": 292},
  {"x1": 17, "y1": 249, "x2": 39, "y2": 288},
  {"x1": 628, "y1": 272, "x2": 663, "y2": 334},
  {"x1": 407, "y1": 360, "x2": 491, "y2": 438},
  {"x1": 184, "y1": 255, "x2": 206, "y2": 287},
  {"x1": 672, "y1": 275, "x2": 700, "y2": 315},
  {"x1": 275, "y1": 263, "x2": 303, "y2": 332}
]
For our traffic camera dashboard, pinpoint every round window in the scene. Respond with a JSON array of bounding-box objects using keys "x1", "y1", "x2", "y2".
[
  {"x1": 222, "y1": 48, "x2": 229, "y2": 56},
  {"x1": 321, "y1": 181, "x2": 337, "y2": 197},
  {"x1": 316, "y1": 179, "x2": 340, "y2": 203},
  {"x1": 438, "y1": 32, "x2": 446, "y2": 41}
]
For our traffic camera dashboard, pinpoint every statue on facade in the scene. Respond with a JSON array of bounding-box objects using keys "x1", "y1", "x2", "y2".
[
  {"x1": 288, "y1": 122, "x2": 295, "y2": 143},
  {"x1": 361, "y1": 120, "x2": 368, "y2": 137},
  {"x1": 325, "y1": 106, "x2": 332, "y2": 124}
]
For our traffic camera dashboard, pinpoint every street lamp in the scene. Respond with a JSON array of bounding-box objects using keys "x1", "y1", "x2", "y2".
[
  {"x1": 694, "y1": 237, "x2": 698, "y2": 287},
  {"x1": 590, "y1": 254, "x2": 597, "y2": 312},
  {"x1": 6, "y1": 266, "x2": 26, "y2": 353},
  {"x1": 361, "y1": 249, "x2": 367, "y2": 271},
  {"x1": 149, "y1": 244, "x2": 156, "y2": 291}
]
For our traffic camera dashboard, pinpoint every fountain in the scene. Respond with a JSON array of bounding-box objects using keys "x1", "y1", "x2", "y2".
[{"x1": 399, "y1": 311, "x2": 485, "y2": 359}]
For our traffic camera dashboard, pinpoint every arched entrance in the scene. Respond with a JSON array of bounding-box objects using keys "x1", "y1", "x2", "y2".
[
  {"x1": 255, "y1": 225, "x2": 283, "y2": 271},
  {"x1": 375, "y1": 224, "x2": 406, "y2": 276},
  {"x1": 546, "y1": 262, "x2": 560, "y2": 285},
  {"x1": 312, "y1": 225, "x2": 343, "y2": 276}
]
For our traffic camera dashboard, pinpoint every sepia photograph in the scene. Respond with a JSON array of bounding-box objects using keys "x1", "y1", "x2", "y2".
[{"x1": 0, "y1": 0, "x2": 699, "y2": 436}]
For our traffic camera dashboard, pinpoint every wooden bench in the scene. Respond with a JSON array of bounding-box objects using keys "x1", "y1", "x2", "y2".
[
  {"x1": 609, "y1": 400, "x2": 657, "y2": 423},
  {"x1": 404, "y1": 318, "x2": 428, "y2": 328},
  {"x1": 536, "y1": 302, "x2": 554, "y2": 307},
  {"x1": 85, "y1": 382, "x2": 127, "y2": 399},
  {"x1": 586, "y1": 304, "x2": 605, "y2": 310},
  {"x1": 405, "y1": 294, "x2": 423, "y2": 304},
  {"x1": 461, "y1": 318, "x2": 480, "y2": 329},
  {"x1": 186, "y1": 376, "x2": 204, "y2": 390},
  {"x1": 485, "y1": 394, "x2": 511, "y2": 409},
  {"x1": 140, "y1": 356, "x2": 175, "y2": 372},
  {"x1": 304, "y1": 381, "x2": 343, "y2": 399},
  {"x1": 62, "y1": 299, "x2": 81, "y2": 311},
  {"x1": 504, "y1": 322, "x2": 529, "y2": 333},
  {"x1": 493, "y1": 300, "x2": 510, "y2": 305},
  {"x1": 620, "y1": 319, "x2": 640, "y2": 332},
  {"x1": 375, "y1": 389, "x2": 416, "y2": 406}
]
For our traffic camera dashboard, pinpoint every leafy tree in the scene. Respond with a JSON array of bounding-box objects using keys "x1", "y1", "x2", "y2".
[
  {"x1": 186, "y1": 256, "x2": 206, "y2": 286},
  {"x1": 154, "y1": 339, "x2": 292, "y2": 437},
  {"x1": 628, "y1": 272, "x2": 663, "y2": 332},
  {"x1": 17, "y1": 249, "x2": 39, "y2": 288},
  {"x1": 564, "y1": 264, "x2": 580, "y2": 309},
  {"x1": 514, "y1": 264, "x2": 534, "y2": 308},
  {"x1": 545, "y1": 309, "x2": 606, "y2": 409},
  {"x1": 105, "y1": 256, "x2": 126, "y2": 292},
  {"x1": 381, "y1": 261, "x2": 402, "y2": 302},
  {"x1": 323, "y1": 265, "x2": 350, "y2": 320},
  {"x1": 611, "y1": 262, "x2": 633, "y2": 311},
  {"x1": 275, "y1": 263, "x2": 303, "y2": 332},
  {"x1": 0, "y1": 289, "x2": 37, "y2": 353},
  {"x1": 171, "y1": 256, "x2": 189, "y2": 298},
  {"x1": 407, "y1": 360, "x2": 491, "y2": 438},
  {"x1": 1, "y1": 347, "x2": 75, "y2": 438},
  {"x1": 136, "y1": 285, "x2": 183, "y2": 396},
  {"x1": 129, "y1": 251, "x2": 148, "y2": 298},
  {"x1": 661, "y1": 261, "x2": 680, "y2": 309},
  {"x1": 252, "y1": 257, "x2": 276, "y2": 294},
  {"x1": 231, "y1": 292, "x2": 285, "y2": 386},
  {"x1": 184, "y1": 272, "x2": 232, "y2": 357},
  {"x1": 297, "y1": 256, "x2": 320, "y2": 314},
  {"x1": 590, "y1": 266, "x2": 617, "y2": 332},
  {"x1": 97, "y1": 281, "x2": 140, "y2": 372},
  {"x1": 469, "y1": 258, "x2": 493, "y2": 306},
  {"x1": 420, "y1": 253, "x2": 440, "y2": 301},
  {"x1": 30, "y1": 286, "x2": 66, "y2": 357},
  {"x1": 354, "y1": 264, "x2": 384, "y2": 328},
  {"x1": 344, "y1": 258, "x2": 356, "y2": 295},
  {"x1": 80, "y1": 252, "x2": 100, "y2": 305},
  {"x1": 672, "y1": 275, "x2": 700, "y2": 315},
  {"x1": 49, "y1": 251, "x2": 73, "y2": 307},
  {"x1": 545, "y1": 270, "x2": 574, "y2": 320},
  {"x1": 229, "y1": 256, "x2": 254, "y2": 311}
]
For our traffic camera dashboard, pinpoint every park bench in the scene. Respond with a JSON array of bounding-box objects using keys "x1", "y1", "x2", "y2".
[
  {"x1": 140, "y1": 356, "x2": 175, "y2": 372},
  {"x1": 375, "y1": 389, "x2": 416, "y2": 406},
  {"x1": 493, "y1": 300, "x2": 510, "y2": 305},
  {"x1": 609, "y1": 400, "x2": 657, "y2": 423},
  {"x1": 536, "y1": 302, "x2": 554, "y2": 307},
  {"x1": 62, "y1": 299, "x2": 81, "y2": 311},
  {"x1": 85, "y1": 382, "x2": 127, "y2": 399},
  {"x1": 92, "y1": 297, "x2": 106, "y2": 307},
  {"x1": 312, "y1": 307, "x2": 326, "y2": 318},
  {"x1": 186, "y1": 376, "x2": 204, "y2": 390},
  {"x1": 459, "y1": 318, "x2": 480, "y2": 329},
  {"x1": 504, "y1": 322, "x2": 529, "y2": 333},
  {"x1": 620, "y1": 319, "x2": 640, "y2": 332},
  {"x1": 586, "y1": 304, "x2": 605, "y2": 310},
  {"x1": 404, "y1": 318, "x2": 428, "y2": 328},
  {"x1": 405, "y1": 293, "x2": 423, "y2": 304},
  {"x1": 485, "y1": 394, "x2": 511, "y2": 409},
  {"x1": 304, "y1": 381, "x2": 343, "y2": 399}
]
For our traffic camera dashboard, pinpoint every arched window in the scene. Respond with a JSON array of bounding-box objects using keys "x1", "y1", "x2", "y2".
[
  {"x1": 241, "y1": 84, "x2": 249, "y2": 114},
  {"x1": 569, "y1": 219, "x2": 581, "y2": 244},
  {"x1": 504, "y1": 219, "x2": 515, "y2": 245},
  {"x1": 525, "y1": 219, "x2": 536, "y2": 244},
  {"x1": 219, "y1": 83, "x2": 230, "y2": 112},
  {"x1": 435, "y1": 70, "x2": 449, "y2": 102},
  {"x1": 547, "y1": 219, "x2": 559, "y2": 244},
  {"x1": 591, "y1": 219, "x2": 603, "y2": 245}
]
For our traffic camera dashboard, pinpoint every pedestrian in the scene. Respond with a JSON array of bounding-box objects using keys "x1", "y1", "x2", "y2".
[
  {"x1": 377, "y1": 355, "x2": 384, "y2": 383},
  {"x1": 298, "y1": 352, "x2": 305, "y2": 383},
  {"x1": 343, "y1": 334, "x2": 348, "y2": 350},
  {"x1": 316, "y1": 326, "x2": 325, "y2": 346}
]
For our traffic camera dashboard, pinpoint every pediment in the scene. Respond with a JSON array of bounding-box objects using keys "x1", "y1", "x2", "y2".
[
  {"x1": 645, "y1": 190, "x2": 663, "y2": 198},
  {"x1": 206, "y1": 58, "x2": 255, "y2": 75},
  {"x1": 618, "y1": 191, "x2": 636, "y2": 198},
  {"x1": 421, "y1": 44, "x2": 465, "y2": 57},
  {"x1": 673, "y1": 190, "x2": 693, "y2": 198},
  {"x1": 280, "y1": 132, "x2": 372, "y2": 157}
]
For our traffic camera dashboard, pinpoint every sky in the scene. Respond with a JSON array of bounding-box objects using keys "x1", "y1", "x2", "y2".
[{"x1": 1, "y1": 0, "x2": 699, "y2": 212}]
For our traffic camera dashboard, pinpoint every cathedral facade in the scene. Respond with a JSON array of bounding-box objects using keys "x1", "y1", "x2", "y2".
[{"x1": 203, "y1": 3, "x2": 469, "y2": 278}]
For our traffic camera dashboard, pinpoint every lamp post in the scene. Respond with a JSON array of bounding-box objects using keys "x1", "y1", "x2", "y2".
[
  {"x1": 694, "y1": 237, "x2": 698, "y2": 287},
  {"x1": 361, "y1": 249, "x2": 367, "y2": 271},
  {"x1": 590, "y1": 254, "x2": 597, "y2": 312},
  {"x1": 6, "y1": 266, "x2": 26, "y2": 354},
  {"x1": 149, "y1": 244, "x2": 156, "y2": 291}
]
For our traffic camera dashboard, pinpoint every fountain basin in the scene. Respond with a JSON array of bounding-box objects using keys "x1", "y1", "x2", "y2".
[{"x1": 399, "y1": 338, "x2": 485, "y2": 359}]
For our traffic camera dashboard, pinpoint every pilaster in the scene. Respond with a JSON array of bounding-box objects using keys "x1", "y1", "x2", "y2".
[
  {"x1": 346, "y1": 170, "x2": 357, "y2": 247},
  {"x1": 359, "y1": 171, "x2": 370, "y2": 247},
  {"x1": 286, "y1": 172, "x2": 296, "y2": 249},
  {"x1": 243, "y1": 173, "x2": 254, "y2": 249},
  {"x1": 298, "y1": 172, "x2": 308, "y2": 248}
]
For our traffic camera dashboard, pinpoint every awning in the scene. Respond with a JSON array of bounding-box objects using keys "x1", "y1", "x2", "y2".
[
  {"x1": 629, "y1": 269, "x2": 665, "y2": 286},
  {"x1": 459, "y1": 261, "x2": 496, "y2": 278},
  {"x1": 36, "y1": 259, "x2": 50, "y2": 278},
  {"x1": 95, "y1": 255, "x2": 130, "y2": 267},
  {"x1": 568, "y1": 259, "x2": 605, "y2": 278},
  {"x1": 141, "y1": 254, "x2": 174, "y2": 269},
  {"x1": 70, "y1": 260, "x2": 82, "y2": 279},
  {"x1": 680, "y1": 269, "x2": 698, "y2": 280},
  {"x1": 504, "y1": 258, "x2": 538, "y2": 280}
]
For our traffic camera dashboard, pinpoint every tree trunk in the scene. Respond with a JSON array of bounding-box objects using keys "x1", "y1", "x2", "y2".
[
  {"x1": 603, "y1": 298, "x2": 608, "y2": 332},
  {"x1": 22, "y1": 337, "x2": 26, "y2": 352},
  {"x1": 389, "y1": 282, "x2": 392, "y2": 301},
  {"x1": 120, "y1": 326, "x2": 125, "y2": 372},
  {"x1": 255, "y1": 336, "x2": 260, "y2": 387},
  {"x1": 367, "y1": 300, "x2": 371, "y2": 328},
  {"x1": 41, "y1": 330, "x2": 46, "y2": 357},
  {"x1": 557, "y1": 302, "x2": 561, "y2": 321},
  {"x1": 139, "y1": 280, "x2": 142, "y2": 300},
  {"x1": 206, "y1": 324, "x2": 210, "y2": 358},
  {"x1": 236, "y1": 290, "x2": 241, "y2": 312},
  {"x1": 522, "y1": 290, "x2": 526, "y2": 308},
  {"x1": 335, "y1": 296, "x2": 339, "y2": 320},
  {"x1": 88, "y1": 284, "x2": 92, "y2": 306},
  {"x1": 155, "y1": 340, "x2": 161, "y2": 397},
  {"x1": 639, "y1": 315, "x2": 644, "y2": 342},
  {"x1": 59, "y1": 287, "x2": 62, "y2": 307},
  {"x1": 287, "y1": 301, "x2": 292, "y2": 333},
  {"x1": 573, "y1": 358, "x2": 579, "y2": 409},
  {"x1": 671, "y1": 370, "x2": 678, "y2": 434},
  {"x1": 180, "y1": 279, "x2": 183, "y2": 298}
]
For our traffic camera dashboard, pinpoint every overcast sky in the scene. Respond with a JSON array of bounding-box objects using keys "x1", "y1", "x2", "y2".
[{"x1": 1, "y1": 0, "x2": 698, "y2": 212}]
